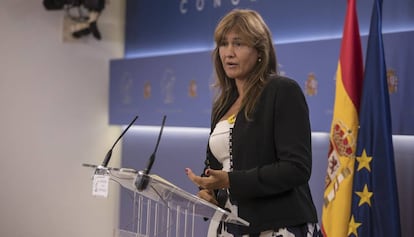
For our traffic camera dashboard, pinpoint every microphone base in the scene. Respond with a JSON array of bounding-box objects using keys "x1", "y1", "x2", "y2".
[
  {"x1": 94, "y1": 165, "x2": 109, "y2": 175},
  {"x1": 135, "y1": 170, "x2": 150, "y2": 191}
]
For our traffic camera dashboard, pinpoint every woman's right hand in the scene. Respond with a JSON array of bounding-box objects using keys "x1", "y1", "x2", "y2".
[{"x1": 198, "y1": 189, "x2": 219, "y2": 206}]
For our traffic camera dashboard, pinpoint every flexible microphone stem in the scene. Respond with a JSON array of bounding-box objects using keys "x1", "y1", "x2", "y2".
[
  {"x1": 143, "y1": 115, "x2": 166, "y2": 175},
  {"x1": 101, "y1": 115, "x2": 139, "y2": 167},
  {"x1": 135, "y1": 115, "x2": 167, "y2": 191}
]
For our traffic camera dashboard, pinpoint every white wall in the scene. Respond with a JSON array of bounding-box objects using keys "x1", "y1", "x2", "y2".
[{"x1": 0, "y1": 1, "x2": 125, "y2": 237}]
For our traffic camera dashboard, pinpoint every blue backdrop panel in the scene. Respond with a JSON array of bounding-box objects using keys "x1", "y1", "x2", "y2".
[
  {"x1": 124, "y1": 0, "x2": 414, "y2": 57},
  {"x1": 110, "y1": 31, "x2": 414, "y2": 134},
  {"x1": 110, "y1": 51, "x2": 214, "y2": 127},
  {"x1": 383, "y1": 32, "x2": 414, "y2": 135}
]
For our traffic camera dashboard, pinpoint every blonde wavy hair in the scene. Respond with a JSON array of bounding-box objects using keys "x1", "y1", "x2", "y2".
[{"x1": 211, "y1": 9, "x2": 278, "y2": 122}]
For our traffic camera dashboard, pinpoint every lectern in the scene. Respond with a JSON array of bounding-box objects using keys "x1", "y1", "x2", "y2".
[{"x1": 83, "y1": 164, "x2": 249, "y2": 237}]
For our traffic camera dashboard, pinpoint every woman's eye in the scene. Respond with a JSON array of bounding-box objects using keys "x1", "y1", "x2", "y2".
[
  {"x1": 219, "y1": 41, "x2": 228, "y2": 47},
  {"x1": 218, "y1": 41, "x2": 245, "y2": 48}
]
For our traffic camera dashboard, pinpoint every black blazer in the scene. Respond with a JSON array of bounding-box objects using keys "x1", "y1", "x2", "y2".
[{"x1": 205, "y1": 75, "x2": 318, "y2": 234}]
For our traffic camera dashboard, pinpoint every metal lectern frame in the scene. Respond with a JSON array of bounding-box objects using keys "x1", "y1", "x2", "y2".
[{"x1": 84, "y1": 164, "x2": 249, "y2": 237}]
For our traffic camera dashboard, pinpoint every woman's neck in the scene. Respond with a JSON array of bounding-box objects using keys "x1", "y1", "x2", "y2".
[{"x1": 234, "y1": 78, "x2": 245, "y2": 99}]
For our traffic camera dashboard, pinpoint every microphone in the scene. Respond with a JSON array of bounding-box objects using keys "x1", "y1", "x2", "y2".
[
  {"x1": 135, "y1": 115, "x2": 167, "y2": 191},
  {"x1": 101, "y1": 115, "x2": 139, "y2": 168},
  {"x1": 143, "y1": 115, "x2": 166, "y2": 175}
]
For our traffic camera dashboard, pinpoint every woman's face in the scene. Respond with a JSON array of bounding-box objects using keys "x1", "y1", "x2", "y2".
[{"x1": 218, "y1": 29, "x2": 259, "y2": 81}]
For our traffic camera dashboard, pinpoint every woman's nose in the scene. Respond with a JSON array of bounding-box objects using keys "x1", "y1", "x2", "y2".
[{"x1": 222, "y1": 45, "x2": 235, "y2": 57}]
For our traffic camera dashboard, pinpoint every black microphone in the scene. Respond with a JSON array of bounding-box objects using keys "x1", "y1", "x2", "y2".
[
  {"x1": 101, "y1": 115, "x2": 139, "y2": 168},
  {"x1": 144, "y1": 115, "x2": 166, "y2": 175},
  {"x1": 135, "y1": 115, "x2": 167, "y2": 191}
]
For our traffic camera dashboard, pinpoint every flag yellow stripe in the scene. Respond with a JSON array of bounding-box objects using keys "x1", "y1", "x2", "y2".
[{"x1": 322, "y1": 63, "x2": 359, "y2": 237}]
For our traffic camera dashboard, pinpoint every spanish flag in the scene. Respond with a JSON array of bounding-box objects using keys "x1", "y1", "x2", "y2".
[
  {"x1": 349, "y1": 0, "x2": 402, "y2": 236},
  {"x1": 321, "y1": 0, "x2": 363, "y2": 236}
]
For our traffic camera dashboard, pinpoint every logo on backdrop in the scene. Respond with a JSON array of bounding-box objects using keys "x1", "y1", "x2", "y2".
[
  {"x1": 305, "y1": 72, "x2": 318, "y2": 96},
  {"x1": 120, "y1": 72, "x2": 133, "y2": 105},
  {"x1": 161, "y1": 69, "x2": 176, "y2": 104},
  {"x1": 179, "y1": 0, "x2": 258, "y2": 14},
  {"x1": 387, "y1": 69, "x2": 398, "y2": 94},
  {"x1": 144, "y1": 81, "x2": 152, "y2": 99},
  {"x1": 188, "y1": 79, "x2": 198, "y2": 97}
]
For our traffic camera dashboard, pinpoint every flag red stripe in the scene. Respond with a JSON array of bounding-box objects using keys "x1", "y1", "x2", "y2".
[{"x1": 340, "y1": 0, "x2": 364, "y2": 112}]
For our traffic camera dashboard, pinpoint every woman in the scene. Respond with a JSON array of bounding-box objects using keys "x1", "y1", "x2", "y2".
[{"x1": 186, "y1": 9, "x2": 321, "y2": 237}]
